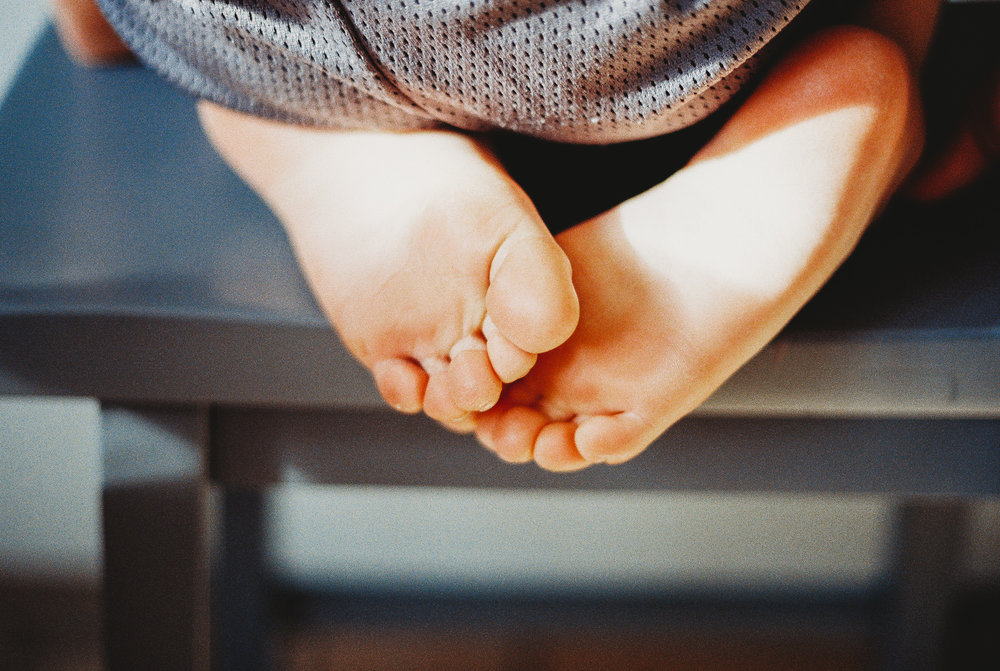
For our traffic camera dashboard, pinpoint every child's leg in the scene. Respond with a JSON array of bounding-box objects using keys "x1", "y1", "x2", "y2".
[
  {"x1": 476, "y1": 26, "x2": 922, "y2": 469},
  {"x1": 198, "y1": 104, "x2": 579, "y2": 429},
  {"x1": 50, "y1": 0, "x2": 132, "y2": 65}
]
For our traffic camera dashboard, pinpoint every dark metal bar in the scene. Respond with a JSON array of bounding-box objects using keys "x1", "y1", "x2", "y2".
[
  {"x1": 216, "y1": 488, "x2": 270, "y2": 671},
  {"x1": 101, "y1": 404, "x2": 212, "y2": 671},
  {"x1": 883, "y1": 499, "x2": 969, "y2": 671}
]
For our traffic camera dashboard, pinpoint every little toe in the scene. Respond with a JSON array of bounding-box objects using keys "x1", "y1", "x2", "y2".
[
  {"x1": 446, "y1": 345, "x2": 503, "y2": 412},
  {"x1": 574, "y1": 413, "x2": 653, "y2": 465},
  {"x1": 486, "y1": 233, "x2": 579, "y2": 355},
  {"x1": 483, "y1": 316, "x2": 536, "y2": 383},
  {"x1": 372, "y1": 358, "x2": 427, "y2": 414},
  {"x1": 533, "y1": 423, "x2": 590, "y2": 472}
]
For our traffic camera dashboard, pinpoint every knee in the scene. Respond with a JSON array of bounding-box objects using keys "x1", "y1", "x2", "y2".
[{"x1": 51, "y1": 0, "x2": 132, "y2": 66}]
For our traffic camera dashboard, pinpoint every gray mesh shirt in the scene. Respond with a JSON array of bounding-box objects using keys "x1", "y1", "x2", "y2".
[{"x1": 95, "y1": 0, "x2": 811, "y2": 143}]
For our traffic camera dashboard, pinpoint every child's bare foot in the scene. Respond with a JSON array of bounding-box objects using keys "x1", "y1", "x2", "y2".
[
  {"x1": 198, "y1": 105, "x2": 579, "y2": 429},
  {"x1": 476, "y1": 26, "x2": 923, "y2": 470},
  {"x1": 51, "y1": 0, "x2": 132, "y2": 65}
]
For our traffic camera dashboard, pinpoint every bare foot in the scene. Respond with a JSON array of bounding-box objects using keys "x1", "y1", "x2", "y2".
[
  {"x1": 476, "y1": 26, "x2": 923, "y2": 470},
  {"x1": 198, "y1": 104, "x2": 579, "y2": 430},
  {"x1": 50, "y1": 0, "x2": 132, "y2": 66}
]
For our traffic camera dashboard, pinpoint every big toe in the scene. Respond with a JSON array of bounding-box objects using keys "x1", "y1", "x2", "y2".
[{"x1": 486, "y1": 233, "x2": 579, "y2": 356}]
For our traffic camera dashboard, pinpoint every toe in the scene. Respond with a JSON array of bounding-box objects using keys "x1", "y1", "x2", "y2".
[
  {"x1": 574, "y1": 413, "x2": 653, "y2": 465},
  {"x1": 372, "y1": 358, "x2": 427, "y2": 414},
  {"x1": 423, "y1": 371, "x2": 471, "y2": 425},
  {"x1": 488, "y1": 405, "x2": 548, "y2": 464},
  {"x1": 533, "y1": 423, "x2": 590, "y2": 472},
  {"x1": 439, "y1": 413, "x2": 477, "y2": 434},
  {"x1": 483, "y1": 316, "x2": 537, "y2": 383},
  {"x1": 474, "y1": 409, "x2": 501, "y2": 451},
  {"x1": 486, "y1": 233, "x2": 579, "y2": 355},
  {"x1": 446, "y1": 346, "x2": 503, "y2": 412}
]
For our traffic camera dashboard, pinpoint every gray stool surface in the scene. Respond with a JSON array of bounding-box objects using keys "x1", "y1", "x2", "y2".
[{"x1": 2, "y1": 27, "x2": 999, "y2": 494}]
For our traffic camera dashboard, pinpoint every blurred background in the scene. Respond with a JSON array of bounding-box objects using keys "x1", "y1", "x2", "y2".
[{"x1": 2, "y1": 1, "x2": 999, "y2": 670}]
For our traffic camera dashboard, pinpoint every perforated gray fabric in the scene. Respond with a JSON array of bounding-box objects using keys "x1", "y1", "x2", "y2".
[{"x1": 95, "y1": 0, "x2": 810, "y2": 143}]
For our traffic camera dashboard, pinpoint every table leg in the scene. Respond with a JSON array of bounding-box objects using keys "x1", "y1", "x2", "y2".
[
  {"x1": 101, "y1": 403, "x2": 212, "y2": 671},
  {"x1": 217, "y1": 487, "x2": 270, "y2": 671},
  {"x1": 883, "y1": 499, "x2": 968, "y2": 671}
]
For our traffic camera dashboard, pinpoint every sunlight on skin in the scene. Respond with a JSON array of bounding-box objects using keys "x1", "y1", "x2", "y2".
[
  {"x1": 477, "y1": 27, "x2": 919, "y2": 470},
  {"x1": 622, "y1": 105, "x2": 879, "y2": 316},
  {"x1": 597, "y1": 106, "x2": 895, "y2": 458}
]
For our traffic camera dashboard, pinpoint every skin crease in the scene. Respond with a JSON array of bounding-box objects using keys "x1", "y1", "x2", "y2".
[{"x1": 54, "y1": 0, "x2": 953, "y2": 470}]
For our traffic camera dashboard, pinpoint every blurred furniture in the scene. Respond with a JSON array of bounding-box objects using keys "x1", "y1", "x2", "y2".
[{"x1": 2, "y1": 10, "x2": 998, "y2": 671}]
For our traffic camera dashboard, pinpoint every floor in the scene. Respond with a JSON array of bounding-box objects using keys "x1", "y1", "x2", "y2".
[
  {"x1": 6, "y1": 579, "x2": 1000, "y2": 670},
  {"x1": 271, "y1": 589, "x2": 879, "y2": 671},
  {"x1": 0, "y1": 583, "x2": 103, "y2": 671},
  {"x1": 1, "y1": 582, "x2": 880, "y2": 671}
]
